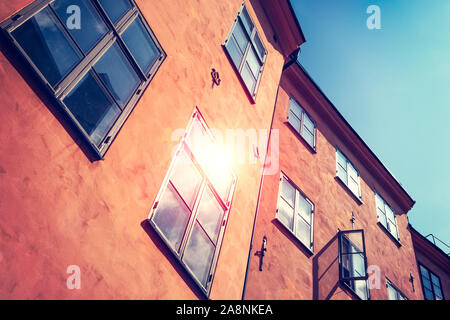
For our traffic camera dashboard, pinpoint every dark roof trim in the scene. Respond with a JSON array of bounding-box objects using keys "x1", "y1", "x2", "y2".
[
  {"x1": 287, "y1": 0, "x2": 306, "y2": 43},
  {"x1": 409, "y1": 224, "x2": 450, "y2": 264}
]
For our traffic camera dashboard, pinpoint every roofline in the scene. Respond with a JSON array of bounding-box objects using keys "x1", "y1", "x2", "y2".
[
  {"x1": 409, "y1": 224, "x2": 450, "y2": 264},
  {"x1": 286, "y1": 0, "x2": 306, "y2": 44},
  {"x1": 290, "y1": 60, "x2": 415, "y2": 210}
]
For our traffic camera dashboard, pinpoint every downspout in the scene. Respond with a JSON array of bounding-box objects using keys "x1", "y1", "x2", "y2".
[{"x1": 241, "y1": 47, "x2": 301, "y2": 300}]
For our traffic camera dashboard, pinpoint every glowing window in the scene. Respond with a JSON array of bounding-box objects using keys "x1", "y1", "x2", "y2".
[{"x1": 148, "y1": 108, "x2": 236, "y2": 297}]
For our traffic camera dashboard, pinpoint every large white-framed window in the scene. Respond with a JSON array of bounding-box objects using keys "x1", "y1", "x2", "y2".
[
  {"x1": 276, "y1": 173, "x2": 314, "y2": 253},
  {"x1": 375, "y1": 192, "x2": 400, "y2": 241},
  {"x1": 148, "y1": 108, "x2": 237, "y2": 297},
  {"x1": 336, "y1": 148, "x2": 362, "y2": 201}
]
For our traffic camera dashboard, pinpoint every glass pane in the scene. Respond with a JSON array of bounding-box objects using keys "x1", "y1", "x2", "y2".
[
  {"x1": 289, "y1": 99, "x2": 303, "y2": 118},
  {"x1": 378, "y1": 208, "x2": 388, "y2": 228},
  {"x1": 196, "y1": 187, "x2": 224, "y2": 244},
  {"x1": 352, "y1": 253, "x2": 366, "y2": 277},
  {"x1": 341, "y1": 233, "x2": 364, "y2": 254},
  {"x1": 385, "y1": 205, "x2": 395, "y2": 222},
  {"x1": 301, "y1": 128, "x2": 315, "y2": 148},
  {"x1": 353, "y1": 280, "x2": 368, "y2": 300},
  {"x1": 375, "y1": 194, "x2": 385, "y2": 211},
  {"x1": 277, "y1": 198, "x2": 294, "y2": 231},
  {"x1": 387, "y1": 220, "x2": 398, "y2": 239},
  {"x1": 63, "y1": 71, "x2": 120, "y2": 146},
  {"x1": 424, "y1": 288, "x2": 434, "y2": 300},
  {"x1": 288, "y1": 111, "x2": 301, "y2": 133},
  {"x1": 152, "y1": 183, "x2": 191, "y2": 252},
  {"x1": 433, "y1": 284, "x2": 443, "y2": 297},
  {"x1": 337, "y1": 164, "x2": 348, "y2": 185},
  {"x1": 295, "y1": 215, "x2": 311, "y2": 247},
  {"x1": 431, "y1": 273, "x2": 440, "y2": 287},
  {"x1": 121, "y1": 16, "x2": 159, "y2": 74},
  {"x1": 226, "y1": 37, "x2": 243, "y2": 70},
  {"x1": 348, "y1": 162, "x2": 359, "y2": 181},
  {"x1": 12, "y1": 7, "x2": 81, "y2": 87},
  {"x1": 182, "y1": 222, "x2": 215, "y2": 286},
  {"x1": 240, "y1": 6, "x2": 254, "y2": 35},
  {"x1": 169, "y1": 149, "x2": 203, "y2": 210},
  {"x1": 241, "y1": 63, "x2": 256, "y2": 95},
  {"x1": 420, "y1": 265, "x2": 430, "y2": 279},
  {"x1": 52, "y1": 0, "x2": 109, "y2": 53},
  {"x1": 280, "y1": 178, "x2": 295, "y2": 206},
  {"x1": 245, "y1": 47, "x2": 261, "y2": 79},
  {"x1": 94, "y1": 42, "x2": 140, "y2": 108},
  {"x1": 253, "y1": 32, "x2": 265, "y2": 60},
  {"x1": 387, "y1": 283, "x2": 397, "y2": 300},
  {"x1": 98, "y1": 0, "x2": 132, "y2": 24},
  {"x1": 303, "y1": 112, "x2": 315, "y2": 133},
  {"x1": 422, "y1": 277, "x2": 432, "y2": 290},
  {"x1": 337, "y1": 150, "x2": 347, "y2": 169},
  {"x1": 348, "y1": 177, "x2": 360, "y2": 197},
  {"x1": 232, "y1": 21, "x2": 249, "y2": 54},
  {"x1": 296, "y1": 192, "x2": 312, "y2": 222}
]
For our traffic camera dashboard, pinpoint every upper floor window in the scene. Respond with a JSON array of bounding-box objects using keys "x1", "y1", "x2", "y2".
[
  {"x1": 224, "y1": 3, "x2": 267, "y2": 102},
  {"x1": 276, "y1": 173, "x2": 314, "y2": 253},
  {"x1": 375, "y1": 193, "x2": 400, "y2": 241},
  {"x1": 419, "y1": 264, "x2": 444, "y2": 300},
  {"x1": 148, "y1": 108, "x2": 237, "y2": 297},
  {"x1": 386, "y1": 279, "x2": 408, "y2": 300},
  {"x1": 287, "y1": 98, "x2": 316, "y2": 150},
  {"x1": 338, "y1": 229, "x2": 369, "y2": 300},
  {"x1": 336, "y1": 149, "x2": 362, "y2": 201},
  {"x1": 1, "y1": 0, "x2": 165, "y2": 158}
]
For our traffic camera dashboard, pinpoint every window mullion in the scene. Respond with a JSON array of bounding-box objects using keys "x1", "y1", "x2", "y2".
[{"x1": 179, "y1": 179, "x2": 207, "y2": 257}]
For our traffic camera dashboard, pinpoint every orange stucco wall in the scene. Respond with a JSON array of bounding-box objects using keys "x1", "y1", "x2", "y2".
[
  {"x1": 244, "y1": 65, "x2": 424, "y2": 300},
  {"x1": 0, "y1": 0, "x2": 287, "y2": 299}
]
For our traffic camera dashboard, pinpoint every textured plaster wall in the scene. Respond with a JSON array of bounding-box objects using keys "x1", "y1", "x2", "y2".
[{"x1": 0, "y1": 0, "x2": 286, "y2": 299}]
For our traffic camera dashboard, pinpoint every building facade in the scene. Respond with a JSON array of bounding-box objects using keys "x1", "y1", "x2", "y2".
[{"x1": 0, "y1": 0, "x2": 447, "y2": 300}]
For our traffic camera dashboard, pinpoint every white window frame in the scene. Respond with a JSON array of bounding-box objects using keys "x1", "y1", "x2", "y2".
[
  {"x1": 336, "y1": 148, "x2": 362, "y2": 201},
  {"x1": 375, "y1": 192, "x2": 400, "y2": 242}
]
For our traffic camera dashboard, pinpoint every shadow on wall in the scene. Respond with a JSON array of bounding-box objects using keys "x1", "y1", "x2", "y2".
[{"x1": 312, "y1": 233, "x2": 341, "y2": 300}]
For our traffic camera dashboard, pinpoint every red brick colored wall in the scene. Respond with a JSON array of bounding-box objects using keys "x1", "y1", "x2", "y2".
[
  {"x1": 244, "y1": 65, "x2": 423, "y2": 300},
  {"x1": 0, "y1": 0, "x2": 286, "y2": 299}
]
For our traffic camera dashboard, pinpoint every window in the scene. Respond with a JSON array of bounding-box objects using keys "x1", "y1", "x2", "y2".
[
  {"x1": 336, "y1": 149, "x2": 362, "y2": 201},
  {"x1": 276, "y1": 173, "x2": 314, "y2": 253},
  {"x1": 338, "y1": 230, "x2": 369, "y2": 300},
  {"x1": 224, "y1": 3, "x2": 267, "y2": 101},
  {"x1": 1, "y1": 0, "x2": 165, "y2": 158},
  {"x1": 148, "y1": 108, "x2": 237, "y2": 297},
  {"x1": 375, "y1": 193, "x2": 400, "y2": 241},
  {"x1": 419, "y1": 264, "x2": 444, "y2": 300},
  {"x1": 386, "y1": 279, "x2": 408, "y2": 300},
  {"x1": 287, "y1": 98, "x2": 316, "y2": 150}
]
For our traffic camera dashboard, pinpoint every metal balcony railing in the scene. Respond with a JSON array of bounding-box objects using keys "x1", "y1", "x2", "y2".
[{"x1": 425, "y1": 234, "x2": 450, "y2": 256}]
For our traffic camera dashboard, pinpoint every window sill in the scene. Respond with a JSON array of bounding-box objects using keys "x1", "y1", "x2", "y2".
[
  {"x1": 285, "y1": 121, "x2": 317, "y2": 154},
  {"x1": 275, "y1": 217, "x2": 314, "y2": 257},
  {"x1": 334, "y1": 176, "x2": 363, "y2": 205},
  {"x1": 377, "y1": 222, "x2": 402, "y2": 247}
]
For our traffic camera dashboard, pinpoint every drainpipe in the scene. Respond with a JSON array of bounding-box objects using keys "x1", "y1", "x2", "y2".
[{"x1": 241, "y1": 47, "x2": 301, "y2": 300}]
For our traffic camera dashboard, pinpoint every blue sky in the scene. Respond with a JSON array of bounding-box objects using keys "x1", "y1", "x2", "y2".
[{"x1": 291, "y1": 0, "x2": 450, "y2": 249}]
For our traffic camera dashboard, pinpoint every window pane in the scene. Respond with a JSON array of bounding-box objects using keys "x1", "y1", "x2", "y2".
[
  {"x1": 348, "y1": 177, "x2": 360, "y2": 197},
  {"x1": 240, "y1": 6, "x2": 254, "y2": 35},
  {"x1": 94, "y1": 42, "x2": 140, "y2": 108},
  {"x1": 280, "y1": 178, "x2": 295, "y2": 206},
  {"x1": 433, "y1": 284, "x2": 443, "y2": 297},
  {"x1": 277, "y1": 198, "x2": 294, "y2": 231},
  {"x1": 422, "y1": 277, "x2": 432, "y2": 290},
  {"x1": 301, "y1": 128, "x2": 315, "y2": 148},
  {"x1": 12, "y1": 7, "x2": 81, "y2": 87},
  {"x1": 152, "y1": 183, "x2": 191, "y2": 252},
  {"x1": 241, "y1": 63, "x2": 256, "y2": 94},
  {"x1": 296, "y1": 192, "x2": 312, "y2": 222},
  {"x1": 196, "y1": 187, "x2": 224, "y2": 244},
  {"x1": 420, "y1": 265, "x2": 430, "y2": 279},
  {"x1": 182, "y1": 222, "x2": 215, "y2": 286},
  {"x1": 289, "y1": 99, "x2": 303, "y2": 118},
  {"x1": 375, "y1": 194, "x2": 385, "y2": 211},
  {"x1": 385, "y1": 205, "x2": 396, "y2": 222},
  {"x1": 121, "y1": 16, "x2": 159, "y2": 74},
  {"x1": 303, "y1": 112, "x2": 315, "y2": 134},
  {"x1": 354, "y1": 280, "x2": 368, "y2": 300},
  {"x1": 226, "y1": 37, "x2": 243, "y2": 70},
  {"x1": 63, "y1": 71, "x2": 120, "y2": 146},
  {"x1": 169, "y1": 150, "x2": 203, "y2": 210},
  {"x1": 337, "y1": 150, "x2": 347, "y2": 169},
  {"x1": 52, "y1": 0, "x2": 109, "y2": 53},
  {"x1": 387, "y1": 283, "x2": 397, "y2": 300},
  {"x1": 98, "y1": 0, "x2": 132, "y2": 24},
  {"x1": 245, "y1": 47, "x2": 261, "y2": 79},
  {"x1": 431, "y1": 273, "x2": 441, "y2": 287},
  {"x1": 352, "y1": 253, "x2": 366, "y2": 277},
  {"x1": 337, "y1": 164, "x2": 348, "y2": 185},
  {"x1": 232, "y1": 21, "x2": 249, "y2": 54},
  {"x1": 295, "y1": 215, "x2": 311, "y2": 247},
  {"x1": 378, "y1": 208, "x2": 388, "y2": 228},
  {"x1": 424, "y1": 288, "x2": 434, "y2": 300},
  {"x1": 348, "y1": 162, "x2": 359, "y2": 181},
  {"x1": 288, "y1": 111, "x2": 301, "y2": 133},
  {"x1": 387, "y1": 220, "x2": 398, "y2": 239},
  {"x1": 253, "y1": 32, "x2": 265, "y2": 60}
]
